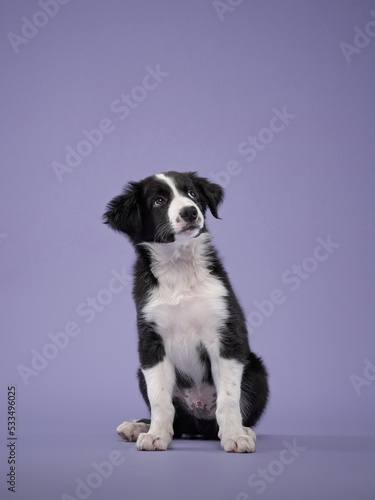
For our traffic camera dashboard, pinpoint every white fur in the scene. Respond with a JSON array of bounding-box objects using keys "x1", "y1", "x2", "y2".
[
  {"x1": 210, "y1": 356, "x2": 256, "y2": 452},
  {"x1": 141, "y1": 233, "x2": 229, "y2": 382},
  {"x1": 138, "y1": 358, "x2": 175, "y2": 451}
]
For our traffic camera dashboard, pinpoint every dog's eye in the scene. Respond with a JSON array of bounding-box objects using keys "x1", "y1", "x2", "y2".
[
  {"x1": 188, "y1": 190, "x2": 196, "y2": 199},
  {"x1": 154, "y1": 197, "x2": 166, "y2": 207}
]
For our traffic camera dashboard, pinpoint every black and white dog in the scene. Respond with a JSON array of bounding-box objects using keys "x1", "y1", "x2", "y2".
[{"x1": 104, "y1": 171, "x2": 269, "y2": 453}]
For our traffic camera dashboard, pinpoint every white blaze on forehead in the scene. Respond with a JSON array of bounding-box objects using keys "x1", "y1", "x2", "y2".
[{"x1": 155, "y1": 173, "x2": 180, "y2": 198}]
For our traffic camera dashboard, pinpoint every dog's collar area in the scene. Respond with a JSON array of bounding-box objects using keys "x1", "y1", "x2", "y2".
[
  {"x1": 139, "y1": 232, "x2": 212, "y2": 275},
  {"x1": 139, "y1": 231, "x2": 211, "y2": 252}
]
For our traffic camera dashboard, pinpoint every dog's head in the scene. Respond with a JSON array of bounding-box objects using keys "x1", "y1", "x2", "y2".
[{"x1": 103, "y1": 171, "x2": 223, "y2": 245}]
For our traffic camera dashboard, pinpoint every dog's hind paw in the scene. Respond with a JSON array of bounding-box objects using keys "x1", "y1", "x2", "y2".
[{"x1": 116, "y1": 421, "x2": 150, "y2": 442}]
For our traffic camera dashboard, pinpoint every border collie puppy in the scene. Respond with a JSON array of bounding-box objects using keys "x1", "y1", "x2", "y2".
[{"x1": 103, "y1": 171, "x2": 269, "y2": 453}]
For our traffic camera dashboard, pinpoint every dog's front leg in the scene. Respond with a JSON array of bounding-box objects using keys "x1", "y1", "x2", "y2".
[
  {"x1": 137, "y1": 358, "x2": 175, "y2": 451},
  {"x1": 210, "y1": 356, "x2": 256, "y2": 453}
]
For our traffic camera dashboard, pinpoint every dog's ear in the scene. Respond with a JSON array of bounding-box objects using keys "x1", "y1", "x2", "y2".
[
  {"x1": 103, "y1": 181, "x2": 143, "y2": 242},
  {"x1": 187, "y1": 172, "x2": 224, "y2": 219}
]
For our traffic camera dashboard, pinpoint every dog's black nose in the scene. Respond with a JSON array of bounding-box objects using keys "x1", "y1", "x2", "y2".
[{"x1": 180, "y1": 206, "x2": 198, "y2": 223}]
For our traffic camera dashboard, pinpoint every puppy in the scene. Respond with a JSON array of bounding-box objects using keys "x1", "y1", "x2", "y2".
[{"x1": 103, "y1": 171, "x2": 269, "y2": 452}]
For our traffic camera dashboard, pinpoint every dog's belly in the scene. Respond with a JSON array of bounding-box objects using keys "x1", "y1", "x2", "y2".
[
  {"x1": 174, "y1": 383, "x2": 217, "y2": 419},
  {"x1": 142, "y1": 273, "x2": 228, "y2": 419}
]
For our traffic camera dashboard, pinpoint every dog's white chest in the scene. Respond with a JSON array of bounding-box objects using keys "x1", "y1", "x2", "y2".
[
  {"x1": 143, "y1": 273, "x2": 227, "y2": 371},
  {"x1": 141, "y1": 236, "x2": 228, "y2": 380}
]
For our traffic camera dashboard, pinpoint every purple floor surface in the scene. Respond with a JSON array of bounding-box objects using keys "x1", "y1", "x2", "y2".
[{"x1": 9, "y1": 434, "x2": 375, "y2": 500}]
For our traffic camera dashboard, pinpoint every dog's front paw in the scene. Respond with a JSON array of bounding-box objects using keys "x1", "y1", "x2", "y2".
[
  {"x1": 136, "y1": 431, "x2": 172, "y2": 451},
  {"x1": 117, "y1": 421, "x2": 150, "y2": 442},
  {"x1": 220, "y1": 427, "x2": 256, "y2": 453}
]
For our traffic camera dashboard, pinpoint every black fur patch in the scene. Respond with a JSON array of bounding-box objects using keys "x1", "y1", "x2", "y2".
[{"x1": 137, "y1": 322, "x2": 165, "y2": 369}]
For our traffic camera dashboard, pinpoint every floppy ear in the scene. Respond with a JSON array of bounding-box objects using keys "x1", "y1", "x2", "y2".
[
  {"x1": 187, "y1": 172, "x2": 224, "y2": 219},
  {"x1": 103, "y1": 181, "x2": 143, "y2": 242}
]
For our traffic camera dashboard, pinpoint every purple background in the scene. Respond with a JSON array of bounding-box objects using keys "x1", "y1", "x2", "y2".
[{"x1": 1, "y1": 1, "x2": 374, "y2": 499}]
